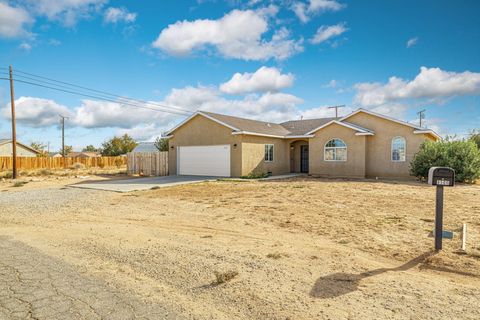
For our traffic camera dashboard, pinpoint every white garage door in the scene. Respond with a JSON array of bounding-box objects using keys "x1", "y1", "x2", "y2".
[{"x1": 178, "y1": 145, "x2": 230, "y2": 177}]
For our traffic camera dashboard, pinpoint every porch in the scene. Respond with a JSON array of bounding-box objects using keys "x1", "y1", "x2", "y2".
[{"x1": 289, "y1": 139, "x2": 309, "y2": 173}]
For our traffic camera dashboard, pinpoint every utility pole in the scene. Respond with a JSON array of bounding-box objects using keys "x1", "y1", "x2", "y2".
[
  {"x1": 328, "y1": 105, "x2": 345, "y2": 118},
  {"x1": 9, "y1": 66, "x2": 17, "y2": 179},
  {"x1": 59, "y1": 115, "x2": 68, "y2": 167},
  {"x1": 417, "y1": 109, "x2": 426, "y2": 127}
]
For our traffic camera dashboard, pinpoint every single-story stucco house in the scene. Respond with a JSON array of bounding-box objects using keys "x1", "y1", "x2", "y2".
[
  {"x1": 165, "y1": 108, "x2": 440, "y2": 179},
  {"x1": 0, "y1": 139, "x2": 41, "y2": 157}
]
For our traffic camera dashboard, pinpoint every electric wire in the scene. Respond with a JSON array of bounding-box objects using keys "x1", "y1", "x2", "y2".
[{"x1": 0, "y1": 67, "x2": 193, "y2": 115}]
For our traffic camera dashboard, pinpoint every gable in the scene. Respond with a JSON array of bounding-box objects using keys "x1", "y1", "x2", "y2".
[
  {"x1": 306, "y1": 120, "x2": 374, "y2": 135},
  {"x1": 342, "y1": 109, "x2": 440, "y2": 140}
]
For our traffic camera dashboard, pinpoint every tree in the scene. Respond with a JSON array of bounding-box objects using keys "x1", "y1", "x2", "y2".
[
  {"x1": 82, "y1": 145, "x2": 98, "y2": 152},
  {"x1": 100, "y1": 134, "x2": 137, "y2": 156},
  {"x1": 154, "y1": 137, "x2": 169, "y2": 151},
  {"x1": 59, "y1": 145, "x2": 73, "y2": 156},
  {"x1": 470, "y1": 130, "x2": 480, "y2": 149},
  {"x1": 30, "y1": 141, "x2": 48, "y2": 157},
  {"x1": 410, "y1": 139, "x2": 480, "y2": 183}
]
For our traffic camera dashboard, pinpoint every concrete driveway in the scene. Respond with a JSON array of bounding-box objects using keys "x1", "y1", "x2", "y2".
[{"x1": 69, "y1": 175, "x2": 219, "y2": 192}]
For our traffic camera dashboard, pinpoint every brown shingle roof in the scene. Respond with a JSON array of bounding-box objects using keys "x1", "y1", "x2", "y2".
[
  {"x1": 280, "y1": 118, "x2": 339, "y2": 136},
  {"x1": 200, "y1": 111, "x2": 291, "y2": 136}
]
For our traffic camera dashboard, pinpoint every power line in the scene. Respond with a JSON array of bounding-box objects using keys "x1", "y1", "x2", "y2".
[
  {"x1": 6, "y1": 78, "x2": 192, "y2": 116},
  {"x1": 11, "y1": 68, "x2": 193, "y2": 114}
]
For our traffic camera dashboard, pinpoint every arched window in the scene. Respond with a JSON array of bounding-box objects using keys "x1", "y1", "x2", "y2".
[
  {"x1": 324, "y1": 139, "x2": 347, "y2": 161},
  {"x1": 391, "y1": 136, "x2": 406, "y2": 161}
]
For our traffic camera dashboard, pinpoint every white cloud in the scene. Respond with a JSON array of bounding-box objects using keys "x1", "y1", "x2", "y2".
[
  {"x1": 300, "y1": 105, "x2": 353, "y2": 119},
  {"x1": 311, "y1": 23, "x2": 347, "y2": 44},
  {"x1": 152, "y1": 6, "x2": 303, "y2": 60},
  {"x1": 323, "y1": 79, "x2": 338, "y2": 88},
  {"x1": 48, "y1": 39, "x2": 61, "y2": 46},
  {"x1": 26, "y1": 0, "x2": 107, "y2": 26},
  {"x1": 354, "y1": 67, "x2": 480, "y2": 107},
  {"x1": 104, "y1": 7, "x2": 137, "y2": 24},
  {"x1": 1, "y1": 97, "x2": 72, "y2": 127},
  {"x1": 0, "y1": 2, "x2": 33, "y2": 38},
  {"x1": 220, "y1": 66, "x2": 294, "y2": 94},
  {"x1": 19, "y1": 41, "x2": 32, "y2": 51},
  {"x1": 407, "y1": 37, "x2": 418, "y2": 48},
  {"x1": 292, "y1": 0, "x2": 345, "y2": 23}
]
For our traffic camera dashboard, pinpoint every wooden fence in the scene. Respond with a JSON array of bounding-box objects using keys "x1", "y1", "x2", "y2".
[
  {"x1": 127, "y1": 152, "x2": 168, "y2": 176},
  {"x1": 0, "y1": 156, "x2": 126, "y2": 171}
]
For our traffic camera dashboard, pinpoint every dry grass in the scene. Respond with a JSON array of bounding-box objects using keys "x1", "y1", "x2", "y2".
[
  {"x1": 213, "y1": 270, "x2": 239, "y2": 284},
  {"x1": 149, "y1": 177, "x2": 480, "y2": 275}
]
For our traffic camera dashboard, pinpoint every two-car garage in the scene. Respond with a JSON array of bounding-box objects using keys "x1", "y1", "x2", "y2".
[{"x1": 177, "y1": 145, "x2": 231, "y2": 177}]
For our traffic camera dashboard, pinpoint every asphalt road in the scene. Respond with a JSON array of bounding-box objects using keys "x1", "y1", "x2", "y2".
[{"x1": 0, "y1": 236, "x2": 179, "y2": 320}]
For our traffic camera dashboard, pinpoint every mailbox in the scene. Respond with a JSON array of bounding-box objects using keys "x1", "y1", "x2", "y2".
[{"x1": 428, "y1": 167, "x2": 455, "y2": 187}]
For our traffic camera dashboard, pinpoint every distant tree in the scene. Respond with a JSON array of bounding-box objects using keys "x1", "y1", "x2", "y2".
[
  {"x1": 59, "y1": 145, "x2": 73, "y2": 156},
  {"x1": 30, "y1": 141, "x2": 48, "y2": 157},
  {"x1": 154, "y1": 137, "x2": 169, "y2": 151},
  {"x1": 470, "y1": 130, "x2": 480, "y2": 149},
  {"x1": 82, "y1": 145, "x2": 98, "y2": 152},
  {"x1": 100, "y1": 134, "x2": 137, "y2": 156}
]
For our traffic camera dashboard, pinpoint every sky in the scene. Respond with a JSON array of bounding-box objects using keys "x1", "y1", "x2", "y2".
[{"x1": 0, "y1": 0, "x2": 479, "y2": 152}]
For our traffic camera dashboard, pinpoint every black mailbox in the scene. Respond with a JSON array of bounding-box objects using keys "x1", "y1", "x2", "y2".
[{"x1": 428, "y1": 167, "x2": 455, "y2": 187}]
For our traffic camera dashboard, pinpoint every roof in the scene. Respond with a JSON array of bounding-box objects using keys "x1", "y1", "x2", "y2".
[
  {"x1": 167, "y1": 108, "x2": 440, "y2": 139},
  {"x1": 132, "y1": 142, "x2": 159, "y2": 153},
  {"x1": 67, "y1": 152, "x2": 100, "y2": 157},
  {"x1": 280, "y1": 118, "x2": 338, "y2": 136},
  {"x1": 0, "y1": 139, "x2": 41, "y2": 154},
  {"x1": 200, "y1": 111, "x2": 292, "y2": 136}
]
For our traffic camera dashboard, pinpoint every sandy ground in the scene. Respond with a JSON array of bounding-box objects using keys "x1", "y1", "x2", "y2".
[{"x1": 0, "y1": 175, "x2": 479, "y2": 319}]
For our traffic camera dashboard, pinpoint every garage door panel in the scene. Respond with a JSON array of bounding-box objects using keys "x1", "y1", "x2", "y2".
[{"x1": 178, "y1": 145, "x2": 230, "y2": 177}]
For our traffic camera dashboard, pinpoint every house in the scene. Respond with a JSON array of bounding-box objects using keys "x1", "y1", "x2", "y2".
[
  {"x1": 0, "y1": 139, "x2": 41, "y2": 157},
  {"x1": 132, "y1": 142, "x2": 158, "y2": 153},
  {"x1": 67, "y1": 152, "x2": 100, "y2": 158},
  {"x1": 165, "y1": 108, "x2": 440, "y2": 179}
]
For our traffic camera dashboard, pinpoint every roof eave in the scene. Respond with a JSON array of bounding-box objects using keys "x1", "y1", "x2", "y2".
[{"x1": 413, "y1": 130, "x2": 441, "y2": 140}]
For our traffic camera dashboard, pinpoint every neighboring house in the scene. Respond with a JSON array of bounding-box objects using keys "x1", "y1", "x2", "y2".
[
  {"x1": 50, "y1": 153, "x2": 63, "y2": 158},
  {"x1": 0, "y1": 139, "x2": 41, "y2": 157},
  {"x1": 165, "y1": 108, "x2": 440, "y2": 179},
  {"x1": 67, "y1": 152, "x2": 100, "y2": 158},
  {"x1": 132, "y1": 142, "x2": 158, "y2": 153}
]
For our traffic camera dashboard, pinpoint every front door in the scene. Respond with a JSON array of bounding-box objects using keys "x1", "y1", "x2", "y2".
[{"x1": 300, "y1": 145, "x2": 309, "y2": 173}]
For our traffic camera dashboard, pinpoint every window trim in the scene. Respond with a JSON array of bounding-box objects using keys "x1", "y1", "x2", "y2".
[
  {"x1": 391, "y1": 136, "x2": 406, "y2": 162},
  {"x1": 264, "y1": 144, "x2": 274, "y2": 162},
  {"x1": 324, "y1": 138, "x2": 347, "y2": 162}
]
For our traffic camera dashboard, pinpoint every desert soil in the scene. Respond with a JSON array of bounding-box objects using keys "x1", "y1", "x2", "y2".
[{"x1": 0, "y1": 175, "x2": 479, "y2": 319}]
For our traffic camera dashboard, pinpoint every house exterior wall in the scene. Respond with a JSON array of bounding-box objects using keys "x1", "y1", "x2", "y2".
[
  {"x1": 240, "y1": 135, "x2": 290, "y2": 176},
  {"x1": 0, "y1": 142, "x2": 38, "y2": 157},
  {"x1": 168, "y1": 115, "x2": 242, "y2": 176},
  {"x1": 346, "y1": 112, "x2": 436, "y2": 178},
  {"x1": 309, "y1": 123, "x2": 367, "y2": 178}
]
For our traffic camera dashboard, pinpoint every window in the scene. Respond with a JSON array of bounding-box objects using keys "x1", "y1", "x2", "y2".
[
  {"x1": 324, "y1": 139, "x2": 347, "y2": 161},
  {"x1": 264, "y1": 144, "x2": 274, "y2": 162},
  {"x1": 391, "y1": 136, "x2": 406, "y2": 161}
]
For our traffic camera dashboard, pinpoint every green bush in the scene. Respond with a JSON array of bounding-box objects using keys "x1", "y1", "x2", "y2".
[
  {"x1": 410, "y1": 139, "x2": 480, "y2": 183},
  {"x1": 240, "y1": 171, "x2": 270, "y2": 179}
]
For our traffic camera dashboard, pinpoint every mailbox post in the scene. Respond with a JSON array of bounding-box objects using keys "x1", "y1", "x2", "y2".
[{"x1": 428, "y1": 167, "x2": 455, "y2": 250}]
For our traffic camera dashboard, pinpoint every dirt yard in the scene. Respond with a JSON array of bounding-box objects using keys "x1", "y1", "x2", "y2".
[{"x1": 0, "y1": 175, "x2": 479, "y2": 319}]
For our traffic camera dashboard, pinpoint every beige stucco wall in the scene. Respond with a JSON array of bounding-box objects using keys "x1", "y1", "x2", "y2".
[
  {"x1": 168, "y1": 115, "x2": 242, "y2": 176},
  {"x1": 0, "y1": 143, "x2": 38, "y2": 157},
  {"x1": 289, "y1": 140, "x2": 309, "y2": 173},
  {"x1": 168, "y1": 115, "x2": 291, "y2": 177},
  {"x1": 346, "y1": 112, "x2": 436, "y2": 178},
  {"x1": 309, "y1": 123, "x2": 367, "y2": 178},
  {"x1": 240, "y1": 135, "x2": 290, "y2": 176}
]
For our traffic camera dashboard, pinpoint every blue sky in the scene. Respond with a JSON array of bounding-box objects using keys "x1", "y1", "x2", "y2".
[{"x1": 0, "y1": 0, "x2": 479, "y2": 151}]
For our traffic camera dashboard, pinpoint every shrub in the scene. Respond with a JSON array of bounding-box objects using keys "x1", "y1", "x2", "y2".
[
  {"x1": 213, "y1": 270, "x2": 238, "y2": 284},
  {"x1": 410, "y1": 139, "x2": 480, "y2": 183},
  {"x1": 69, "y1": 162, "x2": 86, "y2": 170},
  {"x1": 240, "y1": 171, "x2": 270, "y2": 179}
]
